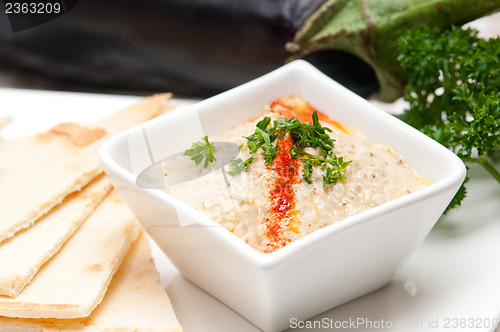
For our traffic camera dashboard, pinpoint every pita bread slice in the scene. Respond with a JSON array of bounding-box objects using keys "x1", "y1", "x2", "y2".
[
  {"x1": 0, "y1": 189, "x2": 141, "y2": 319},
  {"x1": 0, "y1": 231, "x2": 183, "y2": 331},
  {"x1": 0, "y1": 93, "x2": 172, "y2": 243},
  {"x1": 0, "y1": 174, "x2": 112, "y2": 297}
]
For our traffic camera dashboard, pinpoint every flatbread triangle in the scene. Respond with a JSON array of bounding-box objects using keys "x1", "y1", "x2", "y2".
[
  {"x1": 0, "y1": 190, "x2": 140, "y2": 319},
  {"x1": 0, "y1": 93, "x2": 172, "y2": 243},
  {"x1": 0, "y1": 174, "x2": 112, "y2": 297},
  {"x1": 0, "y1": 231, "x2": 183, "y2": 331}
]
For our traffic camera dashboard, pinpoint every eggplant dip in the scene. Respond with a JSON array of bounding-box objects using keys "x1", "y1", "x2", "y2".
[{"x1": 168, "y1": 95, "x2": 429, "y2": 253}]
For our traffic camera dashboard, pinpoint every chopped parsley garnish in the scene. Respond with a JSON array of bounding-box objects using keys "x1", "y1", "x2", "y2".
[
  {"x1": 184, "y1": 136, "x2": 216, "y2": 167},
  {"x1": 300, "y1": 151, "x2": 351, "y2": 185},
  {"x1": 184, "y1": 112, "x2": 352, "y2": 186},
  {"x1": 246, "y1": 117, "x2": 278, "y2": 164},
  {"x1": 243, "y1": 111, "x2": 352, "y2": 186},
  {"x1": 226, "y1": 157, "x2": 254, "y2": 176}
]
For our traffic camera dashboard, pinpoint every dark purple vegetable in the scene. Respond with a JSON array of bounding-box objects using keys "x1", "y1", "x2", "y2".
[
  {"x1": 0, "y1": 0, "x2": 498, "y2": 100},
  {"x1": 0, "y1": 0, "x2": 379, "y2": 98}
]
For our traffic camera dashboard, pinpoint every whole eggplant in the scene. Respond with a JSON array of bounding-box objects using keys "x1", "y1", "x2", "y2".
[
  {"x1": 0, "y1": 0, "x2": 498, "y2": 100},
  {"x1": 0, "y1": 0, "x2": 380, "y2": 98}
]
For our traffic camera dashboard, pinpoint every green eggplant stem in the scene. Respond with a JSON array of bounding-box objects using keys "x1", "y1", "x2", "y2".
[
  {"x1": 475, "y1": 156, "x2": 500, "y2": 184},
  {"x1": 287, "y1": 0, "x2": 500, "y2": 102}
]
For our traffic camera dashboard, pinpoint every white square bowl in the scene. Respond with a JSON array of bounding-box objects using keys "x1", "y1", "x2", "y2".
[{"x1": 99, "y1": 60, "x2": 465, "y2": 332}]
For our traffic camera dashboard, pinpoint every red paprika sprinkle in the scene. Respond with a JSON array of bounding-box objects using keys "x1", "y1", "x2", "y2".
[
  {"x1": 263, "y1": 133, "x2": 300, "y2": 252},
  {"x1": 269, "y1": 95, "x2": 348, "y2": 134}
]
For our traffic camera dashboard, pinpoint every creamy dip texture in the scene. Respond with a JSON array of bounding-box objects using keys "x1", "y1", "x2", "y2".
[{"x1": 169, "y1": 96, "x2": 429, "y2": 253}]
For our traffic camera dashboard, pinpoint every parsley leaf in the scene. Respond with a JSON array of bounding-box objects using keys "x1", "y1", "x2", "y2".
[
  {"x1": 226, "y1": 157, "x2": 253, "y2": 177},
  {"x1": 245, "y1": 117, "x2": 278, "y2": 165},
  {"x1": 184, "y1": 136, "x2": 216, "y2": 168}
]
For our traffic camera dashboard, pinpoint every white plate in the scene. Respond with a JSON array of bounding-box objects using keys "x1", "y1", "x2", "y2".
[{"x1": 1, "y1": 88, "x2": 499, "y2": 332}]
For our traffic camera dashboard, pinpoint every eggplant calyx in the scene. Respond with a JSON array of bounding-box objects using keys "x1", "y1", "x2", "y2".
[{"x1": 288, "y1": 0, "x2": 500, "y2": 102}]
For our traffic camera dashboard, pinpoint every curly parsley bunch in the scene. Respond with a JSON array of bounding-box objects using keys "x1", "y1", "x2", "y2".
[{"x1": 397, "y1": 26, "x2": 500, "y2": 212}]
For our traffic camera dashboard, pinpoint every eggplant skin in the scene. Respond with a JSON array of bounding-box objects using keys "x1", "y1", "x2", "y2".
[{"x1": 0, "y1": 0, "x2": 377, "y2": 98}]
